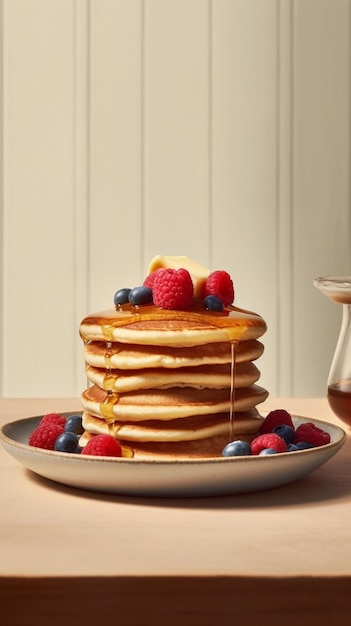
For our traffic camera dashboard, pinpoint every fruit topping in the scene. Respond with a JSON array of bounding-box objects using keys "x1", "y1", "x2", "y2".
[
  {"x1": 251, "y1": 433, "x2": 288, "y2": 455},
  {"x1": 152, "y1": 268, "x2": 194, "y2": 310},
  {"x1": 128, "y1": 286, "x2": 153, "y2": 306},
  {"x1": 143, "y1": 269, "x2": 161, "y2": 290},
  {"x1": 204, "y1": 295, "x2": 224, "y2": 311},
  {"x1": 294, "y1": 422, "x2": 331, "y2": 447},
  {"x1": 81, "y1": 434, "x2": 122, "y2": 457},
  {"x1": 29, "y1": 423, "x2": 65, "y2": 451},
  {"x1": 114, "y1": 288, "x2": 131, "y2": 306},
  {"x1": 203, "y1": 270, "x2": 234, "y2": 306}
]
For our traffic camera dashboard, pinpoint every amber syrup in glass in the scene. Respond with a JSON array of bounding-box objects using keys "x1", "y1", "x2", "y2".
[{"x1": 327, "y1": 380, "x2": 351, "y2": 425}]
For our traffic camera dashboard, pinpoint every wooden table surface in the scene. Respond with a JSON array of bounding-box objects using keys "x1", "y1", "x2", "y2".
[{"x1": 0, "y1": 397, "x2": 350, "y2": 626}]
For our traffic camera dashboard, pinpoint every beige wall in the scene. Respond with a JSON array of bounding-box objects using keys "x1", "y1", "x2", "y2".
[{"x1": 0, "y1": 0, "x2": 350, "y2": 398}]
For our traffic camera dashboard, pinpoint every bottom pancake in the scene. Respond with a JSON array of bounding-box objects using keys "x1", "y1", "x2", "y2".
[
  {"x1": 79, "y1": 430, "x2": 258, "y2": 459},
  {"x1": 79, "y1": 408, "x2": 264, "y2": 459}
]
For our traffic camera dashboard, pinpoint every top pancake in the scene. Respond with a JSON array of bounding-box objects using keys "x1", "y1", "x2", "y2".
[{"x1": 80, "y1": 301, "x2": 267, "y2": 347}]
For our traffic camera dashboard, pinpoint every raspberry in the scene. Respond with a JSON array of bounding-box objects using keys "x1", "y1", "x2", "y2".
[
  {"x1": 251, "y1": 433, "x2": 288, "y2": 455},
  {"x1": 28, "y1": 423, "x2": 64, "y2": 450},
  {"x1": 81, "y1": 434, "x2": 122, "y2": 457},
  {"x1": 39, "y1": 412, "x2": 66, "y2": 428},
  {"x1": 294, "y1": 422, "x2": 330, "y2": 447},
  {"x1": 152, "y1": 268, "x2": 194, "y2": 310},
  {"x1": 203, "y1": 270, "x2": 234, "y2": 306},
  {"x1": 143, "y1": 269, "x2": 162, "y2": 290},
  {"x1": 259, "y1": 409, "x2": 294, "y2": 434}
]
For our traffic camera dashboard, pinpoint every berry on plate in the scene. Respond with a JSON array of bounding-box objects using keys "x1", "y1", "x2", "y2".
[
  {"x1": 294, "y1": 422, "x2": 330, "y2": 447},
  {"x1": 54, "y1": 432, "x2": 81, "y2": 454},
  {"x1": 272, "y1": 424, "x2": 295, "y2": 444},
  {"x1": 259, "y1": 409, "x2": 294, "y2": 434},
  {"x1": 28, "y1": 423, "x2": 64, "y2": 450},
  {"x1": 251, "y1": 433, "x2": 288, "y2": 455},
  {"x1": 222, "y1": 440, "x2": 252, "y2": 457},
  {"x1": 81, "y1": 434, "x2": 122, "y2": 457},
  {"x1": 39, "y1": 413, "x2": 66, "y2": 429},
  {"x1": 64, "y1": 414, "x2": 84, "y2": 436}
]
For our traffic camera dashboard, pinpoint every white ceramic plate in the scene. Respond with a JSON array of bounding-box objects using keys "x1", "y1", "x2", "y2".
[{"x1": 0, "y1": 414, "x2": 346, "y2": 497}]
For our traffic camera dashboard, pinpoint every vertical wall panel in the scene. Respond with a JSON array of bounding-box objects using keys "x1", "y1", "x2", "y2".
[
  {"x1": 292, "y1": 0, "x2": 351, "y2": 395},
  {"x1": 89, "y1": 0, "x2": 143, "y2": 311},
  {"x1": 211, "y1": 0, "x2": 279, "y2": 394},
  {"x1": 1, "y1": 0, "x2": 84, "y2": 396},
  {"x1": 143, "y1": 0, "x2": 211, "y2": 268}
]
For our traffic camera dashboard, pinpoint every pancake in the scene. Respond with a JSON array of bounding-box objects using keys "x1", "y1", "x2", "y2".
[
  {"x1": 83, "y1": 338, "x2": 264, "y2": 370},
  {"x1": 81, "y1": 383, "x2": 268, "y2": 422},
  {"x1": 82, "y1": 408, "x2": 264, "y2": 442},
  {"x1": 80, "y1": 430, "x2": 251, "y2": 459},
  {"x1": 79, "y1": 301, "x2": 266, "y2": 347},
  {"x1": 85, "y1": 361, "x2": 260, "y2": 392}
]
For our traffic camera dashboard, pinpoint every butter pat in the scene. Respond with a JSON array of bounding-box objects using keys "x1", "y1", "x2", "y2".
[{"x1": 147, "y1": 255, "x2": 210, "y2": 298}]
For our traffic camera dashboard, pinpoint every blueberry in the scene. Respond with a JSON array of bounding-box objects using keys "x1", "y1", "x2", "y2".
[
  {"x1": 259, "y1": 448, "x2": 278, "y2": 455},
  {"x1": 295, "y1": 441, "x2": 315, "y2": 450},
  {"x1": 114, "y1": 288, "x2": 131, "y2": 306},
  {"x1": 204, "y1": 295, "x2": 224, "y2": 311},
  {"x1": 272, "y1": 424, "x2": 295, "y2": 444},
  {"x1": 64, "y1": 414, "x2": 84, "y2": 436},
  {"x1": 222, "y1": 440, "x2": 252, "y2": 457},
  {"x1": 54, "y1": 432, "x2": 80, "y2": 453},
  {"x1": 287, "y1": 443, "x2": 299, "y2": 452},
  {"x1": 128, "y1": 286, "x2": 153, "y2": 306}
]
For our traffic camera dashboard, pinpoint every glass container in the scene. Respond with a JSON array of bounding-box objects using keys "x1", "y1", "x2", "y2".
[{"x1": 314, "y1": 276, "x2": 351, "y2": 426}]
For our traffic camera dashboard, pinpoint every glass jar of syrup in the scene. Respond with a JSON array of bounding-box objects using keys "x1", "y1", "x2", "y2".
[{"x1": 314, "y1": 276, "x2": 351, "y2": 426}]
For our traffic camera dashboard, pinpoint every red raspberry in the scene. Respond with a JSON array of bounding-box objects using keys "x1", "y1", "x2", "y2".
[
  {"x1": 251, "y1": 433, "x2": 288, "y2": 455},
  {"x1": 143, "y1": 269, "x2": 162, "y2": 290},
  {"x1": 152, "y1": 268, "x2": 194, "y2": 310},
  {"x1": 294, "y1": 422, "x2": 330, "y2": 447},
  {"x1": 28, "y1": 423, "x2": 64, "y2": 450},
  {"x1": 259, "y1": 409, "x2": 294, "y2": 434},
  {"x1": 203, "y1": 270, "x2": 234, "y2": 306},
  {"x1": 81, "y1": 434, "x2": 122, "y2": 457},
  {"x1": 39, "y1": 412, "x2": 66, "y2": 429}
]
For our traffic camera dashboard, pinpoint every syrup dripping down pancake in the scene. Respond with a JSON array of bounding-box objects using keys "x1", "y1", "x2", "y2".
[
  {"x1": 85, "y1": 361, "x2": 260, "y2": 392},
  {"x1": 81, "y1": 408, "x2": 264, "y2": 442},
  {"x1": 80, "y1": 302, "x2": 267, "y2": 347},
  {"x1": 83, "y1": 338, "x2": 264, "y2": 370},
  {"x1": 81, "y1": 384, "x2": 268, "y2": 422}
]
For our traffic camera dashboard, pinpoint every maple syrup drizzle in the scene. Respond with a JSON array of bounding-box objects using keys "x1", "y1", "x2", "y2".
[
  {"x1": 229, "y1": 341, "x2": 237, "y2": 442},
  {"x1": 104, "y1": 341, "x2": 115, "y2": 392}
]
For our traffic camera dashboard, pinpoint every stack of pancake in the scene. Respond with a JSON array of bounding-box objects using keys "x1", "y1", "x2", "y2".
[{"x1": 79, "y1": 274, "x2": 268, "y2": 458}]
